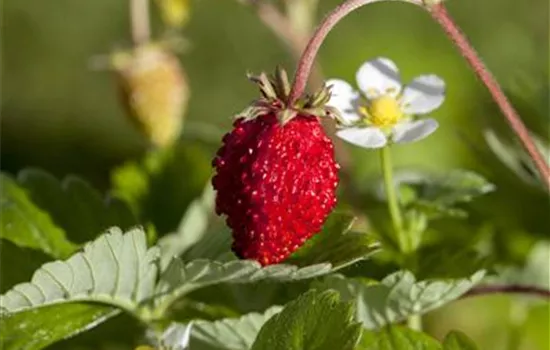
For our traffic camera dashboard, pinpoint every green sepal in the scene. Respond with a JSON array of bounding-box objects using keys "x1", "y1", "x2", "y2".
[{"x1": 236, "y1": 67, "x2": 337, "y2": 125}]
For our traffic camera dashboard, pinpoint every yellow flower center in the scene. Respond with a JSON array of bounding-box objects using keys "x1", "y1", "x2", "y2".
[{"x1": 361, "y1": 95, "x2": 403, "y2": 127}]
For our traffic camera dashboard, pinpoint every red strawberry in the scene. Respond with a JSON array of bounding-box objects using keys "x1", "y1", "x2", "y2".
[{"x1": 212, "y1": 69, "x2": 339, "y2": 265}]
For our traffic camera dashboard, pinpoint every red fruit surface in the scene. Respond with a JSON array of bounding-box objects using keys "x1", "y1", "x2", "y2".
[{"x1": 212, "y1": 113, "x2": 339, "y2": 265}]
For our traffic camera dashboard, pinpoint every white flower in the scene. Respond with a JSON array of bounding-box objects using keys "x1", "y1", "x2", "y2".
[{"x1": 326, "y1": 57, "x2": 445, "y2": 149}]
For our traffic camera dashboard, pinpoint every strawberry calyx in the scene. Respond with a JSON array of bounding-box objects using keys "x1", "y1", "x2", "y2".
[{"x1": 238, "y1": 67, "x2": 338, "y2": 125}]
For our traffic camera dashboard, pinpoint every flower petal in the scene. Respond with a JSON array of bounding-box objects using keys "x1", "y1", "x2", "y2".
[
  {"x1": 392, "y1": 119, "x2": 439, "y2": 144},
  {"x1": 336, "y1": 127, "x2": 387, "y2": 149},
  {"x1": 401, "y1": 75, "x2": 445, "y2": 115},
  {"x1": 356, "y1": 57, "x2": 402, "y2": 99},
  {"x1": 326, "y1": 79, "x2": 361, "y2": 124}
]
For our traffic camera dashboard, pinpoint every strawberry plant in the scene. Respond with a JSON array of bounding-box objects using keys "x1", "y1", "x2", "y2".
[{"x1": 1, "y1": 0, "x2": 548, "y2": 349}]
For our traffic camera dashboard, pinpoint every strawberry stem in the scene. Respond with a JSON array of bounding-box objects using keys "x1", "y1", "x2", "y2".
[
  {"x1": 429, "y1": 3, "x2": 550, "y2": 190},
  {"x1": 287, "y1": 0, "x2": 423, "y2": 106}
]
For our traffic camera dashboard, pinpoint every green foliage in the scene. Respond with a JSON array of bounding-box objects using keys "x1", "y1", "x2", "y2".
[
  {"x1": 407, "y1": 170, "x2": 495, "y2": 206},
  {"x1": 250, "y1": 290, "x2": 362, "y2": 350},
  {"x1": 493, "y1": 240, "x2": 550, "y2": 289},
  {"x1": 152, "y1": 258, "x2": 334, "y2": 319},
  {"x1": 111, "y1": 142, "x2": 212, "y2": 235},
  {"x1": 399, "y1": 170, "x2": 496, "y2": 220},
  {"x1": 189, "y1": 307, "x2": 282, "y2": 350},
  {"x1": 484, "y1": 129, "x2": 549, "y2": 189},
  {"x1": 366, "y1": 169, "x2": 495, "y2": 254},
  {"x1": 288, "y1": 212, "x2": 380, "y2": 270},
  {"x1": 0, "y1": 227, "x2": 159, "y2": 316},
  {"x1": 315, "y1": 270, "x2": 485, "y2": 329},
  {"x1": 49, "y1": 312, "x2": 146, "y2": 350},
  {"x1": 153, "y1": 322, "x2": 193, "y2": 350},
  {"x1": 16, "y1": 168, "x2": 137, "y2": 243},
  {"x1": 358, "y1": 326, "x2": 440, "y2": 349},
  {"x1": 358, "y1": 327, "x2": 479, "y2": 349},
  {"x1": 415, "y1": 241, "x2": 488, "y2": 279},
  {"x1": 442, "y1": 331, "x2": 479, "y2": 350},
  {"x1": 0, "y1": 303, "x2": 117, "y2": 350},
  {"x1": 0, "y1": 174, "x2": 77, "y2": 259},
  {"x1": 2, "y1": 0, "x2": 549, "y2": 347},
  {"x1": 0, "y1": 241, "x2": 50, "y2": 293},
  {"x1": 158, "y1": 184, "x2": 216, "y2": 268}
]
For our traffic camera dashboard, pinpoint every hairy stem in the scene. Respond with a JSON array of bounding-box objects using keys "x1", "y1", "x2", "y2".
[
  {"x1": 463, "y1": 285, "x2": 550, "y2": 300},
  {"x1": 380, "y1": 146, "x2": 407, "y2": 252},
  {"x1": 381, "y1": 146, "x2": 419, "y2": 330},
  {"x1": 429, "y1": 3, "x2": 550, "y2": 190},
  {"x1": 287, "y1": 0, "x2": 422, "y2": 105},
  {"x1": 130, "y1": 0, "x2": 151, "y2": 45}
]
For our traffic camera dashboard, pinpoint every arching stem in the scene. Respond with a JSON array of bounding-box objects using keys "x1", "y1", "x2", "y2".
[
  {"x1": 287, "y1": 0, "x2": 550, "y2": 190},
  {"x1": 429, "y1": 3, "x2": 550, "y2": 190},
  {"x1": 287, "y1": 0, "x2": 422, "y2": 106}
]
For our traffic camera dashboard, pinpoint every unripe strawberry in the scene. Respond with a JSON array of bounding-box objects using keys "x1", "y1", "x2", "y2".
[
  {"x1": 212, "y1": 68, "x2": 340, "y2": 265},
  {"x1": 111, "y1": 43, "x2": 188, "y2": 147}
]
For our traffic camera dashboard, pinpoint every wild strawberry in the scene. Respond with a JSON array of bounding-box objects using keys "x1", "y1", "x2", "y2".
[
  {"x1": 111, "y1": 43, "x2": 189, "y2": 148},
  {"x1": 212, "y1": 68, "x2": 339, "y2": 265}
]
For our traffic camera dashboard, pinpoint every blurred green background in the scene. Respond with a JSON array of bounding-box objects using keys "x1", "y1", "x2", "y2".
[
  {"x1": 3, "y1": 0, "x2": 548, "y2": 184},
  {"x1": 3, "y1": 0, "x2": 549, "y2": 349}
]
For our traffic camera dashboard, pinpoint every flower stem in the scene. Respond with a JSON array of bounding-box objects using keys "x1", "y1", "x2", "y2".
[
  {"x1": 287, "y1": 0, "x2": 422, "y2": 106},
  {"x1": 381, "y1": 146, "x2": 420, "y2": 330},
  {"x1": 380, "y1": 146, "x2": 407, "y2": 252},
  {"x1": 429, "y1": 3, "x2": 550, "y2": 190},
  {"x1": 130, "y1": 0, "x2": 151, "y2": 45}
]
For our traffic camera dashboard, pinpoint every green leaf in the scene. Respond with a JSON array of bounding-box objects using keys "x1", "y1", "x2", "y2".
[
  {"x1": 17, "y1": 169, "x2": 137, "y2": 243},
  {"x1": 407, "y1": 170, "x2": 495, "y2": 206},
  {"x1": 442, "y1": 331, "x2": 479, "y2": 350},
  {"x1": 179, "y1": 226, "x2": 233, "y2": 262},
  {"x1": 357, "y1": 326, "x2": 440, "y2": 350},
  {"x1": 111, "y1": 142, "x2": 212, "y2": 234},
  {"x1": 0, "y1": 240, "x2": 50, "y2": 293},
  {"x1": 0, "y1": 227, "x2": 159, "y2": 317},
  {"x1": 494, "y1": 241, "x2": 550, "y2": 290},
  {"x1": 288, "y1": 212, "x2": 380, "y2": 270},
  {"x1": 0, "y1": 174, "x2": 77, "y2": 259},
  {"x1": 189, "y1": 306, "x2": 282, "y2": 350},
  {"x1": 416, "y1": 243, "x2": 488, "y2": 279},
  {"x1": 484, "y1": 129, "x2": 549, "y2": 188},
  {"x1": 357, "y1": 328, "x2": 481, "y2": 350},
  {"x1": 398, "y1": 170, "x2": 495, "y2": 221},
  {"x1": 48, "y1": 312, "x2": 146, "y2": 350},
  {"x1": 158, "y1": 184, "x2": 216, "y2": 269},
  {"x1": 154, "y1": 322, "x2": 193, "y2": 350},
  {"x1": 315, "y1": 270, "x2": 485, "y2": 329},
  {"x1": 0, "y1": 303, "x2": 117, "y2": 350},
  {"x1": 251, "y1": 290, "x2": 362, "y2": 350},
  {"x1": 151, "y1": 259, "x2": 334, "y2": 320}
]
